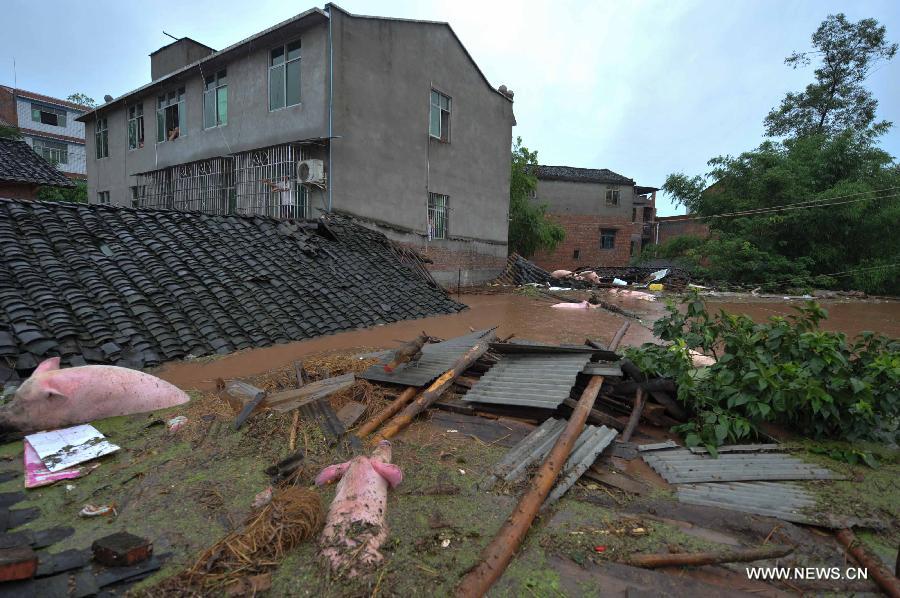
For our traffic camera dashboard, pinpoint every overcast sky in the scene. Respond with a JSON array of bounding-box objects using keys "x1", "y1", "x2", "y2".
[{"x1": 4, "y1": 0, "x2": 898, "y2": 215}]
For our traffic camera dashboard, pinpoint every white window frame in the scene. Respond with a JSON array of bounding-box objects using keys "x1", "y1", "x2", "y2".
[
  {"x1": 32, "y1": 138, "x2": 68, "y2": 165},
  {"x1": 605, "y1": 186, "x2": 620, "y2": 206},
  {"x1": 203, "y1": 70, "x2": 228, "y2": 129},
  {"x1": 95, "y1": 117, "x2": 109, "y2": 159},
  {"x1": 156, "y1": 88, "x2": 186, "y2": 143},
  {"x1": 269, "y1": 40, "x2": 302, "y2": 111},
  {"x1": 429, "y1": 90, "x2": 451, "y2": 142},
  {"x1": 428, "y1": 192, "x2": 448, "y2": 240},
  {"x1": 97, "y1": 191, "x2": 110, "y2": 205},
  {"x1": 127, "y1": 103, "x2": 144, "y2": 150}
]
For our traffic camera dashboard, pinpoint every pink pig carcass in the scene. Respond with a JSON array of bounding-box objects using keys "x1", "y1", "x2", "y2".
[
  {"x1": 315, "y1": 440, "x2": 402, "y2": 576},
  {"x1": 0, "y1": 357, "x2": 190, "y2": 435}
]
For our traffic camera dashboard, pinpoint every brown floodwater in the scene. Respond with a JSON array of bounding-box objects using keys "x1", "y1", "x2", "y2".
[
  {"x1": 706, "y1": 299, "x2": 900, "y2": 339},
  {"x1": 155, "y1": 293, "x2": 657, "y2": 391}
]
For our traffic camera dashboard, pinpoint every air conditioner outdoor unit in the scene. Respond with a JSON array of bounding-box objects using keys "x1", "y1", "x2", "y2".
[{"x1": 297, "y1": 159, "x2": 326, "y2": 185}]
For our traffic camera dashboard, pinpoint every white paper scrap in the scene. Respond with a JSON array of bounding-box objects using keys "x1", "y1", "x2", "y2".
[{"x1": 25, "y1": 424, "x2": 120, "y2": 472}]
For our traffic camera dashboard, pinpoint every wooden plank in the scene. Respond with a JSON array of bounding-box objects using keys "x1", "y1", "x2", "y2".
[
  {"x1": 335, "y1": 401, "x2": 367, "y2": 429},
  {"x1": 266, "y1": 374, "x2": 355, "y2": 413}
]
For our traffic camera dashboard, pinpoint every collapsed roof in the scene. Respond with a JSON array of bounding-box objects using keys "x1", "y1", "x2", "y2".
[{"x1": 0, "y1": 199, "x2": 463, "y2": 384}]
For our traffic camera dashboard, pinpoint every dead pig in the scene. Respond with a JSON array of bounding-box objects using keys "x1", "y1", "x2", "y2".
[
  {"x1": 0, "y1": 357, "x2": 190, "y2": 436},
  {"x1": 315, "y1": 440, "x2": 402, "y2": 576}
]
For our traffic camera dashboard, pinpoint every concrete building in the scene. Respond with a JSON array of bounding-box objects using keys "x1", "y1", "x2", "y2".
[
  {"x1": 76, "y1": 4, "x2": 516, "y2": 286},
  {"x1": 527, "y1": 165, "x2": 657, "y2": 270},
  {"x1": 0, "y1": 86, "x2": 90, "y2": 180}
]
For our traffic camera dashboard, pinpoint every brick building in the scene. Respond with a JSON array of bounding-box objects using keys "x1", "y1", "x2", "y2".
[
  {"x1": 654, "y1": 214, "x2": 711, "y2": 245},
  {"x1": 0, "y1": 138, "x2": 75, "y2": 200},
  {"x1": 528, "y1": 165, "x2": 657, "y2": 270}
]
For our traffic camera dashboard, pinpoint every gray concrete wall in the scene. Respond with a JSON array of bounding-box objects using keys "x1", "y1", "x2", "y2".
[
  {"x1": 329, "y1": 9, "x2": 514, "y2": 245},
  {"x1": 151, "y1": 39, "x2": 215, "y2": 81},
  {"x1": 86, "y1": 20, "x2": 329, "y2": 206},
  {"x1": 533, "y1": 179, "x2": 635, "y2": 218}
]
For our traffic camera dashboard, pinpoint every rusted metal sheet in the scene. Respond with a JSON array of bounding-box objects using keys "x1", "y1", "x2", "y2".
[
  {"x1": 642, "y1": 449, "x2": 843, "y2": 483},
  {"x1": 463, "y1": 354, "x2": 592, "y2": 409},
  {"x1": 359, "y1": 329, "x2": 493, "y2": 386}
]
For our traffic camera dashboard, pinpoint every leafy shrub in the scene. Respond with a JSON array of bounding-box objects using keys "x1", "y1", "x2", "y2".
[{"x1": 625, "y1": 294, "x2": 900, "y2": 454}]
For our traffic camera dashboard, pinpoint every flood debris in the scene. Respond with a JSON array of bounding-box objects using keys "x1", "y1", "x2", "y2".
[
  {"x1": 836, "y1": 528, "x2": 900, "y2": 598},
  {"x1": 0, "y1": 546, "x2": 38, "y2": 582},
  {"x1": 316, "y1": 440, "x2": 402, "y2": 577},
  {"x1": 0, "y1": 357, "x2": 189, "y2": 439},
  {"x1": 625, "y1": 544, "x2": 794, "y2": 568},
  {"x1": 91, "y1": 531, "x2": 152, "y2": 567},
  {"x1": 25, "y1": 424, "x2": 119, "y2": 473},
  {"x1": 384, "y1": 332, "x2": 430, "y2": 373}
]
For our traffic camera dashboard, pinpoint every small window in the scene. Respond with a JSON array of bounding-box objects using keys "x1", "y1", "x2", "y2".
[
  {"x1": 269, "y1": 41, "x2": 301, "y2": 110},
  {"x1": 156, "y1": 88, "x2": 186, "y2": 143},
  {"x1": 127, "y1": 104, "x2": 144, "y2": 150},
  {"x1": 573, "y1": 249, "x2": 580, "y2": 259},
  {"x1": 600, "y1": 229, "x2": 616, "y2": 249},
  {"x1": 97, "y1": 191, "x2": 110, "y2": 205},
  {"x1": 95, "y1": 117, "x2": 109, "y2": 158},
  {"x1": 605, "y1": 186, "x2": 620, "y2": 206},
  {"x1": 632, "y1": 208, "x2": 637, "y2": 222},
  {"x1": 32, "y1": 138, "x2": 68, "y2": 165},
  {"x1": 429, "y1": 90, "x2": 451, "y2": 142},
  {"x1": 204, "y1": 70, "x2": 227, "y2": 128},
  {"x1": 31, "y1": 103, "x2": 66, "y2": 127},
  {"x1": 130, "y1": 185, "x2": 145, "y2": 208},
  {"x1": 428, "y1": 192, "x2": 448, "y2": 239}
]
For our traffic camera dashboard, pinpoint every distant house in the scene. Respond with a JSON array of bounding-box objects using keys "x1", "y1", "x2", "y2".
[
  {"x1": 0, "y1": 86, "x2": 90, "y2": 180},
  {"x1": 527, "y1": 165, "x2": 657, "y2": 269},
  {"x1": 0, "y1": 138, "x2": 75, "y2": 200},
  {"x1": 76, "y1": 4, "x2": 516, "y2": 286},
  {"x1": 654, "y1": 214, "x2": 710, "y2": 245}
]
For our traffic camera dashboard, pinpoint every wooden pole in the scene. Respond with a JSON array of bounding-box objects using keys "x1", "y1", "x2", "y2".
[
  {"x1": 455, "y1": 376, "x2": 604, "y2": 597},
  {"x1": 355, "y1": 386, "x2": 419, "y2": 438},
  {"x1": 373, "y1": 338, "x2": 492, "y2": 442},
  {"x1": 836, "y1": 528, "x2": 900, "y2": 598},
  {"x1": 609, "y1": 321, "x2": 631, "y2": 352},
  {"x1": 625, "y1": 545, "x2": 793, "y2": 568},
  {"x1": 621, "y1": 387, "x2": 645, "y2": 442}
]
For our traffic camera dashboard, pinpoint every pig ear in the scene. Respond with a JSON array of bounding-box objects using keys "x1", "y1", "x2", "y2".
[
  {"x1": 371, "y1": 461, "x2": 403, "y2": 488},
  {"x1": 32, "y1": 357, "x2": 61, "y2": 376},
  {"x1": 315, "y1": 462, "x2": 350, "y2": 486},
  {"x1": 34, "y1": 378, "x2": 69, "y2": 400}
]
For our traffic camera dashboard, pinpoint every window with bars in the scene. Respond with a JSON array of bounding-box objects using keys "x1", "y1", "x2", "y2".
[
  {"x1": 32, "y1": 138, "x2": 68, "y2": 165},
  {"x1": 204, "y1": 70, "x2": 228, "y2": 128},
  {"x1": 269, "y1": 41, "x2": 301, "y2": 111},
  {"x1": 605, "y1": 186, "x2": 620, "y2": 206},
  {"x1": 428, "y1": 192, "x2": 448, "y2": 239},
  {"x1": 31, "y1": 103, "x2": 66, "y2": 127},
  {"x1": 95, "y1": 117, "x2": 109, "y2": 158},
  {"x1": 429, "y1": 90, "x2": 451, "y2": 142},
  {"x1": 97, "y1": 191, "x2": 110, "y2": 205},
  {"x1": 157, "y1": 88, "x2": 185, "y2": 143},
  {"x1": 600, "y1": 229, "x2": 616, "y2": 249},
  {"x1": 130, "y1": 185, "x2": 146, "y2": 208},
  {"x1": 128, "y1": 103, "x2": 144, "y2": 150}
]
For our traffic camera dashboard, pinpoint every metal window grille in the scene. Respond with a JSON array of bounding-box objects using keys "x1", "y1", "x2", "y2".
[
  {"x1": 428, "y1": 192, "x2": 448, "y2": 239},
  {"x1": 135, "y1": 143, "x2": 313, "y2": 218},
  {"x1": 32, "y1": 138, "x2": 68, "y2": 165}
]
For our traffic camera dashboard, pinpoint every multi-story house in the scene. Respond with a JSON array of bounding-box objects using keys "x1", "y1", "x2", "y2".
[
  {"x1": 527, "y1": 165, "x2": 657, "y2": 270},
  {"x1": 0, "y1": 86, "x2": 90, "y2": 180},
  {"x1": 76, "y1": 4, "x2": 516, "y2": 286}
]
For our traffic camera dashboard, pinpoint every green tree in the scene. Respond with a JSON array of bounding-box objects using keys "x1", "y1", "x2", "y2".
[
  {"x1": 37, "y1": 180, "x2": 88, "y2": 204},
  {"x1": 508, "y1": 137, "x2": 564, "y2": 257},
  {"x1": 0, "y1": 124, "x2": 21, "y2": 139},
  {"x1": 66, "y1": 93, "x2": 97, "y2": 109},
  {"x1": 764, "y1": 13, "x2": 897, "y2": 139}
]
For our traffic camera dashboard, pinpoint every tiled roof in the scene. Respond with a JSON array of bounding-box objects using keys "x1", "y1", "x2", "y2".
[
  {"x1": 0, "y1": 139, "x2": 74, "y2": 187},
  {"x1": 5, "y1": 87, "x2": 93, "y2": 112},
  {"x1": 0, "y1": 199, "x2": 464, "y2": 383},
  {"x1": 534, "y1": 165, "x2": 634, "y2": 185}
]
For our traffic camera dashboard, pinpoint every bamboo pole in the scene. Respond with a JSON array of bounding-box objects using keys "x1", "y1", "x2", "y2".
[
  {"x1": 455, "y1": 375, "x2": 604, "y2": 597},
  {"x1": 836, "y1": 528, "x2": 900, "y2": 598},
  {"x1": 355, "y1": 386, "x2": 419, "y2": 438},
  {"x1": 621, "y1": 387, "x2": 645, "y2": 442},
  {"x1": 373, "y1": 338, "x2": 492, "y2": 442},
  {"x1": 625, "y1": 545, "x2": 793, "y2": 568},
  {"x1": 609, "y1": 321, "x2": 631, "y2": 352}
]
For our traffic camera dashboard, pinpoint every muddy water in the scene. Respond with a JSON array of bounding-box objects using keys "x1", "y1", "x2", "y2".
[
  {"x1": 156, "y1": 293, "x2": 657, "y2": 391},
  {"x1": 706, "y1": 300, "x2": 900, "y2": 338}
]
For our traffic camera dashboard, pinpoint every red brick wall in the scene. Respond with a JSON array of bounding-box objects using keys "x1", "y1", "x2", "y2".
[
  {"x1": 530, "y1": 213, "x2": 633, "y2": 270},
  {"x1": 0, "y1": 87, "x2": 17, "y2": 128},
  {"x1": 656, "y1": 216, "x2": 710, "y2": 245},
  {"x1": 415, "y1": 243, "x2": 507, "y2": 273},
  {"x1": 0, "y1": 183, "x2": 39, "y2": 201}
]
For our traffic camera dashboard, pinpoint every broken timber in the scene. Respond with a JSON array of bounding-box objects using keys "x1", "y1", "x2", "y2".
[
  {"x1": 356, "y1": 387, "x2": 419, "y2": 438},
  {"x1": 625, "y1": 545, "x2": 793, "y2": 568},
  {"x1": 836, "y1": 528, "x2": 900, "y2": 598}
]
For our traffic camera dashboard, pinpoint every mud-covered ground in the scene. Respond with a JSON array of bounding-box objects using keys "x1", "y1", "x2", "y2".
[{"x1": 1, "y1": 344, "x2": 897, "y2": 597}]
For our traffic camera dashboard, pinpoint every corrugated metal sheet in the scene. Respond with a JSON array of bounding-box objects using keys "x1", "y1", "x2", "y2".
[
  {"x1": 642, "y1": 449, "x2": 843, "y2": 483},
  {"x1": 463, "y1": 353, "x2": 591, "y2": 408},
  {"x1": 359, "y1": 329, "x2": 493, "y2": 386},
  {"x1": 676, "y1": 481, "x2": 819, "y2": 525},
  {"x1": 582, "y1": 362, "x2": 623, "y2": 377},
  {"x1": 481, "y1": 417, "x2": 617, "y2": 502},
  {"x1": 491, "y1": 341, "x2": 620, "y2": 362}
]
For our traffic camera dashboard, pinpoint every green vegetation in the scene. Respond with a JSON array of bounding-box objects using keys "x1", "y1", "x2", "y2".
[
  {"x1": 508, "y1": 137, "x2": 565, "y2": 257},
  {"x1": 37, "y1": 179, "x2": 88, "y2": 204},
  {"x1": 654, "y1": 14, "x2": 900, "y2": 295},
  {"x1": 626, "y1": 294, "x2": 899, "y2": 455},
  {"x1": 66, "y1": 93, "x2": 97, "y2": 108}
]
